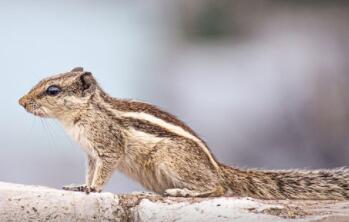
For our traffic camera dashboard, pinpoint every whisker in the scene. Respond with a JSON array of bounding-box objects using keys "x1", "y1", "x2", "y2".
[
  {"x1": 24, "y1": 118, "x2": 37, "y2": 142},
  {"x1": 40, "y1": 119, "x2": 56, "y2": 151},
  {"x1": 45, "y1": 120, "x2": 58, "y2": 139},
  {"x1": 45, "y1": 120, "x2": 58, "y2": 150}
]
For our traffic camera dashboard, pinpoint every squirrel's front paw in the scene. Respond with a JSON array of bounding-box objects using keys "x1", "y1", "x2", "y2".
[
  {"x1": 85, "y1": 186, "x2": 102, "y2": 194},
  {"x1": 62, "y1": 184, "x2": 97, "y2": 194}
]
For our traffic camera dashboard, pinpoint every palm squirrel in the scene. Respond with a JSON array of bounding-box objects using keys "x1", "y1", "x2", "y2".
[{"x1": 19, "y1": 67, "x2": 349, "y2": 199}]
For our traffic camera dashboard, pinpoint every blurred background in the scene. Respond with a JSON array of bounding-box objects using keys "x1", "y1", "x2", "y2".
[{"x1": 1, "y1": 0, "x2": 349, "y2": 193}]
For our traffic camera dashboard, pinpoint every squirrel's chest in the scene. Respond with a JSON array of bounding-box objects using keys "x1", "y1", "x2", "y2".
[{"x1": 64, "y1": 123, "x2": 98, "y2": 158}]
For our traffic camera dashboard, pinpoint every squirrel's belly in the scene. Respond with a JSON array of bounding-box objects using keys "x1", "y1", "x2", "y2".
[{"x1": 118, "y1": 159, "x2": 169, "y2": 193}]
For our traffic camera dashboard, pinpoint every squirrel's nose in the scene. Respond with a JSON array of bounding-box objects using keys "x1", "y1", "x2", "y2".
[{"x1": 19, "y1": 96, "x2": 27, "y2": 108}]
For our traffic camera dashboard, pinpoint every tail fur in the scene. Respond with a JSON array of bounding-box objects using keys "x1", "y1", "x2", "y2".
[{"x1": 220, "y1": 164, "x2": 349, "y2": 200}]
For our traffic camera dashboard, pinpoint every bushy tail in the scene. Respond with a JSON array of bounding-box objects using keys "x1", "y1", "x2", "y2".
[{"x1": 220, "y1": 164, "x2": 349, "y2": 200}]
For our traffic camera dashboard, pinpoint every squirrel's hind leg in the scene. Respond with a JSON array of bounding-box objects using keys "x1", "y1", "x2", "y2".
[{"x1": 164, "y1": 186, "x2": 225, "y2": 197}]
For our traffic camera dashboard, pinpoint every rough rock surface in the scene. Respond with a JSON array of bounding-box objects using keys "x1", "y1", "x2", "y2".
[{"x1": 0, "y1": 182, "x2": 349, "y2": 222}]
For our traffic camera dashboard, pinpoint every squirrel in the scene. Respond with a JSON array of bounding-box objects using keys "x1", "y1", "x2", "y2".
[{"x1": 19, "y1": 67, "x2": 349, "y2": 200}]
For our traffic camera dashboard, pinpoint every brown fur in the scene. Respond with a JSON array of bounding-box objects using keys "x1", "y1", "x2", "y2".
[
  {"x1": 99, "y1": 92, "x2": 203, "y2": 139},
  {"x1": 18, "y1": 68, "x2": 349, "y2": 199}
]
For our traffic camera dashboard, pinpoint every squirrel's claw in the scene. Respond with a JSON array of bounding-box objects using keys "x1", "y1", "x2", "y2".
[{"x1": 84, "y1": 186, "x2": 98, "y2": 194}]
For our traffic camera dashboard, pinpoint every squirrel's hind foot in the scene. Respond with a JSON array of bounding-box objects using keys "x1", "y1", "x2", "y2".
[{"x1": 164, "y1": 186, "x2": 225, "y2": 197}]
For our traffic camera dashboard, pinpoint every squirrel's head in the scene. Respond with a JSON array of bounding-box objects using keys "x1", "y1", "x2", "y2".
[{"x1": 19, "y1": 67, "x2": 98, "y2": 119}]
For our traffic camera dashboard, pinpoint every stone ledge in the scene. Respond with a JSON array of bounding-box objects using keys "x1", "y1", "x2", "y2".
[{"x1": 0, "y1": 182, "x2": 348, "y2": 222}]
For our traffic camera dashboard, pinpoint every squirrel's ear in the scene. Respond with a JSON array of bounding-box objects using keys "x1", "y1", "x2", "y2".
[
  {"x1": 79, "y1": 72, "x2": 96, "y2": 95},
  {"x1": 71, "y1": 67, "x2": 84, "y2": 72}
]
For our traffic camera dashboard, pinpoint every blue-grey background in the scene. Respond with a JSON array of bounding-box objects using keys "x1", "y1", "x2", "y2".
[{"x1": 1, "y1": 0, "x2": 349, "y2": 193}]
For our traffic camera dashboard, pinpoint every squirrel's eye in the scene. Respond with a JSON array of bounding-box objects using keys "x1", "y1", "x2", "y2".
[{"x1": 46, "y1": 85, "x2": 62, "y2": 96}]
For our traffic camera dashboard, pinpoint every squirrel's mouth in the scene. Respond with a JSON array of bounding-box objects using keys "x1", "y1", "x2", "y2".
[
  {"x1": 19, "y1": 97, "x2": 49, "y2": 118},
  {"x1": 32, "y1": 108, "x2": 48, "y2": 118}
]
